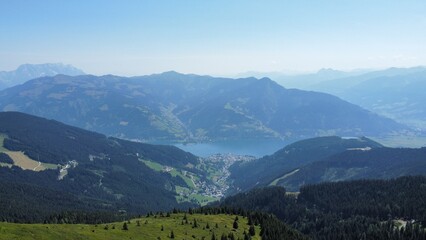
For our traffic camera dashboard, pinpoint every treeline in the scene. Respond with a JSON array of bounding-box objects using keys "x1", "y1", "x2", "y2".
[
  {"x1": 0, "y1": 180, "x2": 123, "y2": 224},
  {"x1": 298, "y1": 176, "x2": 426, "y2": 222},
  {"x1": 182, "y1": 207, "x2": 307, "y2": 240},
  {"x1": 217, "y1": 176, "x2": 426, "y2": 240},
  {"x1": 0, "y1": 179, "x2": 306, "y2": 239}
]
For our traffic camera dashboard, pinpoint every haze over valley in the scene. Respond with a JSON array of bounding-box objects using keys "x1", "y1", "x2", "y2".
[{"x1": 1, "y1": 1, "x2": 426, "y2": 239}]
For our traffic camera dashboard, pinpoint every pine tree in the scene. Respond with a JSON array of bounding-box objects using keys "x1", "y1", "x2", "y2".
[
  {"x1": 221, "y1": 233, "x2": 227, "y2": 240},
  {"x1": 122, "y1": 222, "x2": 128, "y2": 230},
  {"x1": 233, "y1": 219, "x2": 239, "y2": 229},
  {"x1": 244, "y1": 232, "x2": 251, "y2": 240},
  {"x1": 249, "y1": 225, "x2": 255, "y2": 236},
  {"x1": 247, "y1": 216, "x2": 253, "y2": 226}
]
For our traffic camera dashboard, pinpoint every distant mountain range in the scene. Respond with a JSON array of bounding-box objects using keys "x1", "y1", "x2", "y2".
[
  {"x1": 0, "y1": 63, "x2": 84, "y2": 90},
  {"x1": 317, "y1": 70, "x2": 426, "y2": 130},
  {"x1": 238, "y1": 68, "x2": 370, "y2": 89},
  {"x1": 309, "y1": 66, "x2": 426, "y2": 93},
  {"x1": 270, "y1": 66, "x2": 426, "y2": 130},
  {"x1": 0, "y1": 72, "x2": 408, "y2": 142},
  {"x1": 230, "y1": 136, "x2": 426, "y2": 192}
]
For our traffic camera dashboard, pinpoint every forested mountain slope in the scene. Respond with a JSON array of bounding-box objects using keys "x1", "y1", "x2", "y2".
[
  {"x1": 0, "y1": 112, "x2": 200, "y2": 221},
  {"x1": 217, "y1": 176, "x2": 426, "y2": 240},
  {"x1": 0, "y1": 72, "x2": 407, "y2": 142},
  {"x1": 230, "y1": 136, "x2": 383, "y2": 191},
  {"x1": 277, "y1": 146, "x2": 426, "y2": 191}
]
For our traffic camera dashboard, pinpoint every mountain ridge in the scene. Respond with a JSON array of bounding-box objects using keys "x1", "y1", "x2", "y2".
[
  {"x1": 0, "y1": 72, "x2": 409, "y2": 142},
  {"x1": 277, "y1": 146, "x2": 426, "y2": 191},
  {"x1": 230, "y1": 135, "x2": 426, "y2": 192},
  {"x1": 229, "y1": 136, "x2": 384, "y2": 192}
]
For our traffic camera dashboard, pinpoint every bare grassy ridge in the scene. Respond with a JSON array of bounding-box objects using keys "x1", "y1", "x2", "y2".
[{"x1": 0, "y1": 213, "x2": 260, "y2": 240}]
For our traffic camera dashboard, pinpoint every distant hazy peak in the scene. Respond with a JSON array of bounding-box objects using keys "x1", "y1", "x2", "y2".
[
  {"x1": 0, "y1": 63, "x2": 85, "y2": 90},
  {"x1": 160, "y1": 70, "x2": 182, "y2": 75},
  {"x1": 316, "y1": 68, "x2": 342, "y2": 74},
  {"x1": 10, "y1": 63, "x2": 84, "y2": 74}
]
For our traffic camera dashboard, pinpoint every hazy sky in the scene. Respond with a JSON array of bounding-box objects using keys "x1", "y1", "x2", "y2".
[{"x1": 1, "y1": 0, "x2": 426, "y2": 76}]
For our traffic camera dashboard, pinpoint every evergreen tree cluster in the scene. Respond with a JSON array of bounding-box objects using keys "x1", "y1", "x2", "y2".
[
  {"x1": 0, "y1": 152, "x2": 13, "y2": 164},
  {"x1": 193, "y1": 206, "x2": 307, "y2": 240},
  {"x1": 299, "y1": 176, "x2": 426, "y2": 222},
  {"x1": 0, "y1": 180, "x2": 123, "y2": 223},
  {"x1": 216, "y1": 176, "x2": 426, "y2": 240}
]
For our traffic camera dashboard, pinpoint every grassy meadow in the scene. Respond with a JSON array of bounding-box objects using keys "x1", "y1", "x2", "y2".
[{"x1": 0, "y1": 213, "x2": 261, "y2": 240}]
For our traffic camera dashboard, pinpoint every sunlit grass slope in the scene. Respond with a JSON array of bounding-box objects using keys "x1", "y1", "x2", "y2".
[{"x1": 0, "y1": 213, "x2": 260, "y2": 240}]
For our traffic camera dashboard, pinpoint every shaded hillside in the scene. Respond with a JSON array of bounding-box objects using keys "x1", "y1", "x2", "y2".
[
  {"x1": 0, "y1": 112, "x2": 200, "y2": 218},
  {"x1": 0, "y1": 72, "x2": 407, "y2": 142},
  {"x1": 0, "y1": 181, "x2": 116, "y2": 223},
  {"x1": 277, "y1": 146, "x2": 426, "y2": 191},
  {"x1": 230, "y1": 136, "x2": 383, "y2": 191}
]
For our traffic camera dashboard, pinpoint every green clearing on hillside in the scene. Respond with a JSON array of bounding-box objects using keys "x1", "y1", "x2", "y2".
[
  {"x1": 141, "y1": 160, "x2": 194, "y2": 188},
  {"x1": 141, "y1": 159, "x2": 217, "y2": 205},
  {"x1": 141, "y1": 159, "x2": 163, "y2": 171},
  {"x1": 0, "y1": 213, "x2": 260, "y2": 240},
  {"x1": 175, "y1": 186, "x2": 217, "y2": 205}
]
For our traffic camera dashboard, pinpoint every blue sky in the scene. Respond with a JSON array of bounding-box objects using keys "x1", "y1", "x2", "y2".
[{"x1": 1, "y1": 0, "x2": 426, "y2": 76}]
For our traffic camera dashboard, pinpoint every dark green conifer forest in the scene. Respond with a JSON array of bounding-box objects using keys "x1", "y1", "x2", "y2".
[{"x1": 217, "y1": 176, "x2": 426, "y2": 240}]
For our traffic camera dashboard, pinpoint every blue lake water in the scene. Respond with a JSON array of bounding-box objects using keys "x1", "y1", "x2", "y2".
[{"x1": 172, "y1": 139, "x2": 298, "y2": 158}]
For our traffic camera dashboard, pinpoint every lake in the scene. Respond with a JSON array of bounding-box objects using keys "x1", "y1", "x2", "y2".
[{"x1": 172, "y1": 139, "x2": 298, "y2": 158}]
